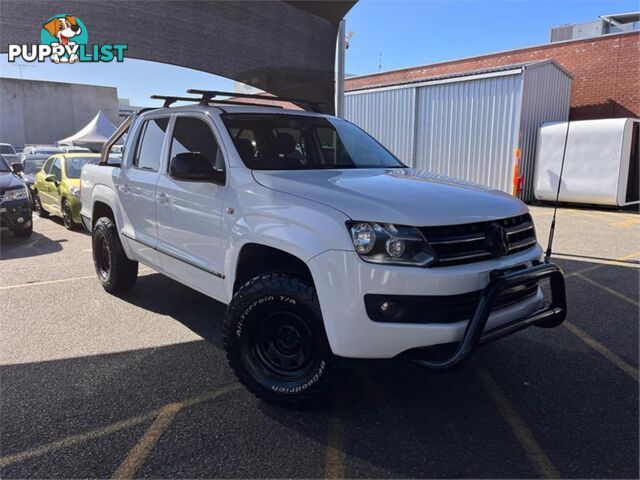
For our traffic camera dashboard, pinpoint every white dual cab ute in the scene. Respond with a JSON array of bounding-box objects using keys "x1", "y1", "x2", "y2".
[{"x1": 81, "y1": 91, "x2": 567, "y2": 406}]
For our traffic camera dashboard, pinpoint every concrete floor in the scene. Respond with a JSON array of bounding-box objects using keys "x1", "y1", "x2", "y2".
[{"x1": 1, "y1": 205, "x2": 638, "y2": 478}]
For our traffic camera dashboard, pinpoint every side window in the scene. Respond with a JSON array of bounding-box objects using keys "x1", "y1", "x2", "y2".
[
  {"x1": 133, "y1": 118, "x2": 169, "y2": 171},
  {"x1": 170, "y1": 117, "x2": 224, "y2": 171},
  {"x1": 51, "y1": 158, "x2": 62, "y2": 181},
  {"x1": 43, "y1": 157, "x2": 55, "y2": 174}
]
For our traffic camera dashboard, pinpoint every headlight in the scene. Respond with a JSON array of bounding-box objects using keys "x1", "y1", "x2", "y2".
[
  {"x1": 2, "y1": 186, "x2": 29, "y2": 202},
  {"x1": 70, "y1": 186, "x2": 80, "y2": 198},
  {"x1": 347, "y1": 222, "x2": 437, "y2": 266}
]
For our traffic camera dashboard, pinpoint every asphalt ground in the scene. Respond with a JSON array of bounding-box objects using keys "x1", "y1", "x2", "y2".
[{"x1": 0, "y1": 205, "x2": 638, "y2": 479}]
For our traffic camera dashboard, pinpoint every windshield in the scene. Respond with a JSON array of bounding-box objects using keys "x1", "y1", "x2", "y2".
[
  {"x1": 23, "y1": 158, "x2": 47, "y2": 174},
  {"x1": 222, "y1": 114, "x2": 405, "y2": 170},
  {"x1": 65, "y1": 157, "x2": 100, "y2": 178},
  {"x1": 0, "y1": 156, "x2": 10, "y2": 172},
  {"x1": 0, "y1": 145, "x2": 15, "y2": 154}
]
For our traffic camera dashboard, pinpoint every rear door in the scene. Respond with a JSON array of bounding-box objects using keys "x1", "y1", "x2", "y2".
[
  {"x1": 155, "y1": 114, "x2": 228, "y2": 298},
  {"x1": 117, "y1": 115, "x2": 170, "y2": 266}
]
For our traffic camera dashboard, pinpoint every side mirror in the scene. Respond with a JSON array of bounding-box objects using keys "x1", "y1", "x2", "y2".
[
  {"x1": 11, "y1": 162, "x2": 23, "y2": 173},
  {"x1": 45, "y1": 174, "x2": 57, "y2": 183},
  {"x1": 169, "y1": 152, "x2": 224, "y2": 183}
]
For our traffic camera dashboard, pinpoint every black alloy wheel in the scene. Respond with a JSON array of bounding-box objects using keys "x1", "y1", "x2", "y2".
[{"x1": 62, "y1": 200, "x2": 74, "y2": 230}]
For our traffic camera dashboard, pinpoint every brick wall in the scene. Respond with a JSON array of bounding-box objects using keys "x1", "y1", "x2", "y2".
[{"x1": 345, "y1": 32, "x2": 640, "y2": 120}]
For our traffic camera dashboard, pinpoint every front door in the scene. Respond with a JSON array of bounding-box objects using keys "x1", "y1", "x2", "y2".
[
  {"x1": 117, "y1": 116, "x2": 170, "y2": 266},
  {"x1": 156, "y1": 114, "x2": 228, "y2": 298},
  {"x1": 35, "y1": 156, "x2": 55, "y2": 209},
  {"x1": 43, "y1": 157, "x2": 63, "y2": 215}
]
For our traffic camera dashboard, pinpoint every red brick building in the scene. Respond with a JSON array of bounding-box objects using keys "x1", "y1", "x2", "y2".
[{"x1": 346, "y1": 31, "x2": 640, "y2": 121}]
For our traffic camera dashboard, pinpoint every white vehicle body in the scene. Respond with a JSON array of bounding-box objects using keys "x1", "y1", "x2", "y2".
[
  {"x1": 60, "y1": 145, "x2": 92, "y2": 153},
  {"x1": 0, "y1": 143, "x2": 20, "y2": 164},
  {"x1": 81, "y1": 104, "x2": 553, "y2": 360},
  {"x1": 22, "y1": 144, "x2": 64, "y2": 156}
]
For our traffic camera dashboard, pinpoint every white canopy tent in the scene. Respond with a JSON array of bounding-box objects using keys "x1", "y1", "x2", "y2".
[{"x1": 58, "y1": 111, "x2": 118, "y2": 151}]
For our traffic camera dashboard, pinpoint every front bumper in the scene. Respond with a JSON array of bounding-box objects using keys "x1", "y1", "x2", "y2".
[
  {"x1": 308, "y1": 245, "x2": 565, "y2": 360},
  {"x1": 406, "y1": 262, "x2": 565, "y2": 369},
  {"x1": 0, "y1": 199, "x2": 32, "y2": 230}
]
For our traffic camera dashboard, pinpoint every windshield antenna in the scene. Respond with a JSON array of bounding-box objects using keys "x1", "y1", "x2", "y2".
[{"x1": 544, "y1": 119, "x2": 571, "y2": 263}]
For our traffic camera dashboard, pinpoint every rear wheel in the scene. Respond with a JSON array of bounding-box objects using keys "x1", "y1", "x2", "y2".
[
  {"x1": 34, "y1": 191, "x2": 49, "y2": 218},
  {"x1": 61, "y1": 199, "x2": 76, "y2": 230},
  {"x1": 224, "y1": 273, "x2": 337, "y2": 407},
  {"x1": 92, "y1": 217, "x2": 138, "y2": 293}
]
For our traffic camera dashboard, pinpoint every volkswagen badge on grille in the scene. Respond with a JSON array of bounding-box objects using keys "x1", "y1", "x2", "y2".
[{"x1": 486, "y1": 223, "x2": 510, "y2": 256}]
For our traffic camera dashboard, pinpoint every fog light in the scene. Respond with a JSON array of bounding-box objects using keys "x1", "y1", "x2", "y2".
[
  {"x1": 379, "y1": 301, "x2": 397, "y2": 315},
  {"x1": 16, "y1": 217, "x2": 24, "y2": 224}
]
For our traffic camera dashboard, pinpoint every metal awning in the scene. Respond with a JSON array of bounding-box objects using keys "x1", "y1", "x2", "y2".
[{"x1": 0, "y1": 0, "x2": 356, "y2": 114}]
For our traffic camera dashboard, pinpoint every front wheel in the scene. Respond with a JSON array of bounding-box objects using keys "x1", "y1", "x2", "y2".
[
  {"x1": 61, "y1": 199, "x2": 76, "y2": 230},
  {"x1": 92, "y1": 217, "x2": 138, "y2": 293},
  {"x1": 224, "y1": 273, "x2": 337, "y2": 407}
]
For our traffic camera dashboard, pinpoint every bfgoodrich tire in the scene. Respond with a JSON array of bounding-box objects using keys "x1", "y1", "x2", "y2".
[
  {"x1": 224, "y1": 273, "x2": 337, "y2": 407},
  {"x1": 92, "y1": 217, "x2": 138, "y2": 294}
]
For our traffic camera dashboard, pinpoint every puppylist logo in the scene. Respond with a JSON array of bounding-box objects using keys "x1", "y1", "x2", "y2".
[{"x1": 7, "y1": 14, "x2": 127, "y2": 64}]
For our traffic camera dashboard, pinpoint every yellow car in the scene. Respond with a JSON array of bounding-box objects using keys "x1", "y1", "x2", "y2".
[{"x1": 33, "y1": 153, "x2": 101, "y2": 229}]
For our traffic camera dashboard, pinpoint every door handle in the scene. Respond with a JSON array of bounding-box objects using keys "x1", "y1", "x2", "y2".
[{"x1": 158, "y1": 192, "x2": 169, "y2": 204}]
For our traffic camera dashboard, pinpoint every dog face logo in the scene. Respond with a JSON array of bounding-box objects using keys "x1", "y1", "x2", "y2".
[
  {"x1": 40, "y1": 14, "x2": 88, "y2": 63},
  {"x1": 43, "y1": 16, "x2": 82, "y2": 46}
]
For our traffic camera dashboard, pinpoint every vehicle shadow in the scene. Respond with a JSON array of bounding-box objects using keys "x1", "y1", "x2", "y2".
[
  {"x1": 40, "y1": 215, "x2": 91, "y2": 236},
  {"x1": 0, "y1": 229, "x2": 66, "y2": 260},
  {"x1": 119, "y1": 273, "x2": 227, "y2": 350}
]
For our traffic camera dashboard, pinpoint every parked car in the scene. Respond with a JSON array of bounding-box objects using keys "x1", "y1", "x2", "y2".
[
  {"x1": 0, "y1": 142, "x2": 20, "y2": 165},
  {"x1": 34, "y1": 153, "x2": 101, "y2": 229},
  {"x1": 81, "y1": 101, "x2": 567, "y2": 406},
  {"x1": 17, "y1": 155, "x2": 49, "y2": 200},
  {"x1": 60, "y1": 146, "x2": 93, "y2": 153},
  {"x1": 22, "y1": 145, "x2": 64, "y2": 156},
  {"x1": 0, "y1": 155, "x2": 32, "y2": 237}
]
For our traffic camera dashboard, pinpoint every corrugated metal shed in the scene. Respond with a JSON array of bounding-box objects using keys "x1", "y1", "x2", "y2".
[{"x1": 344, "y1": 60, "x2": 572, "y2": 201}]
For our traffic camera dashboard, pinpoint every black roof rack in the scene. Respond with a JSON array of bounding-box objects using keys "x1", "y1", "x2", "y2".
[
  {"x1": 187, "y1": 89, "x2": 323, "y2": 112},
  {"x1": 150, "y1": 94, "x2": 284, "y2": 109},
  {"x1": 150, "y1": 95, "x2": 201, "y2": 107}
]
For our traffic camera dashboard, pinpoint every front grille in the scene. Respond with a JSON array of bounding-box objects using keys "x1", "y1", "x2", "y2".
[
  {"x1": 420, "y1": 214, "x2": 537, "y2": 267},
  {"x1": 365, "y1": 281, "x2": 539, "y2": 324}
]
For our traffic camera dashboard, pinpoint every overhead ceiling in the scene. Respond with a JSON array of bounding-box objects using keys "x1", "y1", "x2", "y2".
[{"x1": 0, "y1": 0, "x2": 357, "y2": 113}]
